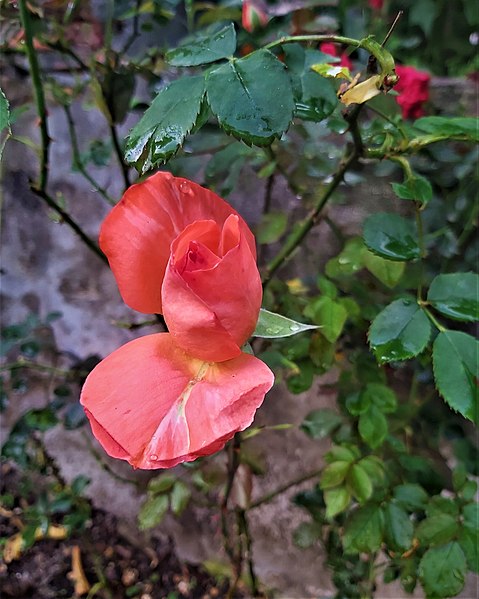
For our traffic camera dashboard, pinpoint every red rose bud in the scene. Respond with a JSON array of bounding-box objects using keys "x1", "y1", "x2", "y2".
[
  {"x1": 394, "y1": 65, "x2": 431, "y2": 120},
  {"x1": 242, "y1": 0, "x2": 269, "y2": 33}
]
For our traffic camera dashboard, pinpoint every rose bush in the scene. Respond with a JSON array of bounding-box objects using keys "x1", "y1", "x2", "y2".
[{"x1": 80, "y1": 172, "x2": 274, "y2": 469}]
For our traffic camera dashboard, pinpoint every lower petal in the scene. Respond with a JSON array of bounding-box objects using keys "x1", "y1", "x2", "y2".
[{"x1": 80, "y1": 333, "x2": 274, "y2": 469}]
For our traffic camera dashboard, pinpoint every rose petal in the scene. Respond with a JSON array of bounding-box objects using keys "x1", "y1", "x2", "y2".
[
  {"x1": 80, "y1": 333, "x2": 274, "y2": 469},
  {"x1": 100, "y1": 172, "x2": 256, "y2": 314},
  {"x1": 162, "y1": 215, "x2": 262, "y2": 361}
]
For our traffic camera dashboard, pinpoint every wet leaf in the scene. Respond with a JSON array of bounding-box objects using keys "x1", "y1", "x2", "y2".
[
  {"x1": 125, "y1": 76, "x2": 205, "y2": 173},
  {"x1": 369, "y1": 298, "x2": 431, "y2": 362},
  {"x1": 433, "y1": 331, "x2": 478, "y2": 423},
  {"x1": 347, "y1": 464, "x2": 373, "y2": 503},
  {"x1": 363, "y1": 212, "x2": 420, "y2": 261},
  {"x1": 391, "y1": 174, "x2": 432, "y2": 205},
  {"x1": 253, "y1": 308, "x2": 319, "y2": 338},
  {"x1": 364, "y1": 251, "x2": 405, "y2": 288},
  {"x1": 256, "y1": 212, "x2": 288, "y2": 245},
  {"x1": 166, "y1": 23, "x2": 236, "y2": 66},
  {"x1": 206, "y1": 50, "x2": 295, "y2": 145},
  {"x1": 320, "y1": 461, "x2": 351, "y2": 489},
  {"x1": 428, "y1": 272, "x2": 479, "y2": 322}
]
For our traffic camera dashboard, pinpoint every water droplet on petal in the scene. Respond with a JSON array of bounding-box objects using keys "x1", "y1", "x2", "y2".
[
  {"x1": 179, "y1": 181, "x2": 193, "y2": 196},
  {"x1": 150, "y1": 454, "x2": 158, "y2": 461}
]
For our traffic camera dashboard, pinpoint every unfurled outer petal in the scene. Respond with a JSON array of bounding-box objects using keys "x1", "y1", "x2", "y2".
[
  {"x1": 162, "y1": 215, "x2": 262, "y2": 362},
  {"x1": 80, "y1": 333, "x2": 274, "y2": 469},
  {"x1": 99, "y1": 172, "x2": 256, "y2": 314}
]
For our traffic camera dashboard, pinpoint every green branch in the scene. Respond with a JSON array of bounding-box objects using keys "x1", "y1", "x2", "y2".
[
  {"x1": 262, "y1": 150, "x2": 358, "y2": 285},
  {"x1": 265, "y1": 34, "x2": 396, "y2": 75},
  {"x1": 34, "y1": 188, "x2": 107, "y2": 265},
  {"x1": 18, "y1": 0, "x2": 50, "y2": 192},
  {"x1": 64, "y1": 105, "x2": 115, "y2": 205}
]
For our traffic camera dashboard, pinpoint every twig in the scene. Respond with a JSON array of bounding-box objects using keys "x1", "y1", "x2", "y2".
[
  {"x1": 249, "y1": 468, "x2": 322, "y2": 509},
  {"x1": 18, "y1": 0, "x2": 50, "y2": 192},
  {"x1": 121, "y1": 0, "x2": 142, "y2": 54},
  {"x1": 238, "y1": 509, "x2": 259, "y2": 596},
  {"x1": 262, "y1": 149, "x2": 358, "y2": 285},
  {"x1": 381, "y1": 11, "x2": 404, "y2": 48},
  {"x1": 32, "y1": 188, "x2": 107, "y2": 265},
  {"x1": 64, "y1": 106, "x2": 116, "y2": 205},
  {"x1": 110, "y1": 123, "x2": 131, "y2": 189},
  {"x1": 82, "y1": 432, "x2": 140, "y2": 488},
  {"x1": 221, "y1": 435, "x2": 241, "y2": 565}
]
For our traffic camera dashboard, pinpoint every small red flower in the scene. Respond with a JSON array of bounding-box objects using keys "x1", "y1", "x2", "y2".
[
  {"x1": 368, "y1": 0, "x2": 384, "y2": 10},
  {"x1": 394, "y1": 65, "x2": 431, "y2": 120},
  {"x1": 81, "y1": 172, "x2": 274, "y2": 469},
  {"x1": 319, "y1": 42, "x2": 353, "y2": 70},
  {"x1": 242, "y1": 0, "x2": 269, "y2": 33}
]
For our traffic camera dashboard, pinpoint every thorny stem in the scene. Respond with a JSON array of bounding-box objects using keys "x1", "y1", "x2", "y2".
[
  {"x1": 18, "y1": 0, "x2": 50, "y2": 192},
  {"x1": 415, "y1": 204, "x2": 426, "y2": 301},
  {"x1": 34, "y1": 188, "x2": 108, "y2": 264},
  {"x1": 249, "y1": 468, "x2": 322, "y2": 509},
  {"x1": 64, "y1": 105, "x2": 116, "y2": 205},
  {"x1": 82, "y1": 432, "x2": 140, "y2": 488},
  {"x1": 262, "y1": 149, "x2": 358, "y2": 285},
  {"x1": 221, "y1": 435, "x2": 241, "y2": 566},
  {"x1": 238, "y1": 509, "x2": 259, "y2": 596},
  {"x1": 110, "y1": 123, "x2": 131, "y2": 189}
]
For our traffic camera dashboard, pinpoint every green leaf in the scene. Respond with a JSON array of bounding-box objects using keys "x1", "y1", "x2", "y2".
[
  {"x1": 300, "y1": 409, "x2": 342, "y2": 439},
  {"x1": 253, "y1": 308, "x2": 319, "y2": 338},
  {"x1": 359, "y1": 406, "x2": 388, "y2": 449},
  {"x1": 419, "y1": 542, "x2": 467, "y2": 598},
  {"x1": 432, "y1": 331, "x2": 478, "y2": 423},
  {"x1": 166, "y1": 23, "x2": 236, "y2": 66},
  {"x1": 125, "y1": 76, "x2": 205, "y2": 173},
  {"x1": 345, "y1": 392, "x2": 371, "y2": 416},
  {"x1": 325, "y1": 445, "x2": 357, "y2": 464},
  {"x1": 369, "y1": 298, "x2": 431, "y2": 362},
  {"x1": 311, "y1": 63, "x2": 352, "y2": 80},
  {"x1": 284, "y1": 45, "x2": 338, "y2": 122},
  {"x1": 361, "y1": 383, "x2": 397, "y2": 414},
  {"x1": 383, "y1": 502, "x2": 413, "y2": 552},
  {"x1": 391, "y1": 174, "x2": 433, "y2": 205},
  {"x1": 316, "y1": 276, "x2": 337, "y2": 299},
  {"x1": 147, "y1": 474, "x2": 176, "y2": 494},
  {"x1": 0, "y1": 87, "x2": 11, "y2": 160},
  {"x1": 205, "y1": 141, "x2": 256, "y2": 196},
  {"x1": 458, "y1": 526, "x2": 478, "y2": 573},
  {"x1": 364, "y1": 250, "x2": 405, "y2": 288},
  {"x1": 206, "y1": 50, "x2": 294, "y2": 146},
  {"x1": 416, "y1": 513, "x2": 459, "y2": 546},
  {"x1": 256, "y1": 212, "x2": 288, "y2": 244},
  {"x1": 343, "y1": 505, "x2": 384, "y2": 554},
  {"x1": 414, "y1": 116, "x2": 479, "y2": 143},
  {"x1": 393, "y1": 484, "x2": 428, "y2": 511},
  {"x1": 24, "y1": 408, "x2": 58, "y2": 431},
  {"x1": 324, "y1": 486, "x2": 351, "y2": 519},
  {"x1": 320, "y1": 461, "x2": 351, "y2": 490},
  {"x1": 346, "y1": 464, "x2": 373, "y2": 503},
  {"x1": 358, "y1": 456, "x2": 385, "y2": 484},
  {"x1": 138, "y1": 494, "x2": 169, "y2": 530},
  {"x1": 325, "y1": 237, "x2": 365, "y2": 279},
  {"x1": 170, "y1": 481, "x2": 191, "y2": 515},
  {"x1": 304, "y1": 296, "x2": 347, "y2": 343},
  {"x1": 363, "y1": 212, "x2": 420, "y2": 262},
  {"x1": 428, "y1": 273, "x2": 479, "y2": 322},
  {"x1": 293, "y1": 521, "x2": 322, "y2": 548}
]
